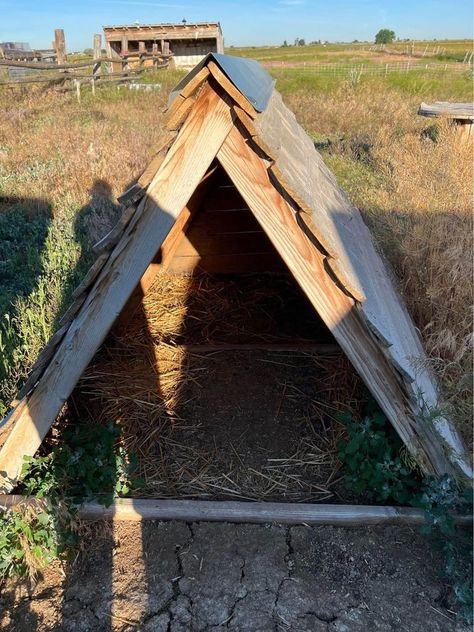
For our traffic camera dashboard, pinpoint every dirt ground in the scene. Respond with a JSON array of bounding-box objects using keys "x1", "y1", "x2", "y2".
[{"x1": 1, "y1": 521, "x2": 469, "y2": 632}]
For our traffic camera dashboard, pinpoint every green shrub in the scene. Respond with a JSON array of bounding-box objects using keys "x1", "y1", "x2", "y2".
[
  {"x1": 338, "y1": 403, "x2": 473, "y2": 623},
  {"x1": 337, "y1": 403, "x2": 420, "y2": 503},
  {"x1": 0, "y1": 422, "x2": 139, "y2": 581}
]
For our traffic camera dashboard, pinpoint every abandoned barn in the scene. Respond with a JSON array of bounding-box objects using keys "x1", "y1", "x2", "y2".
[
  {"x1": 103, "y1": 22, "x2": 224, "y2": 69},
  {"x1": 0, "y1": 53, "x2": 471, "y2": 503}
]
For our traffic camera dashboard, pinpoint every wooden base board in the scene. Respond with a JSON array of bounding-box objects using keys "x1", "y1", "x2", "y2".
[{"x1": 1, "y1": 496, "x2": 472, "y2": 527}]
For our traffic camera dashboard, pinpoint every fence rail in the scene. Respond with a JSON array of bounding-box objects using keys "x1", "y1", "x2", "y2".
[{"x1": 0, "y1": 29, "x2": 172, "y2": 98}]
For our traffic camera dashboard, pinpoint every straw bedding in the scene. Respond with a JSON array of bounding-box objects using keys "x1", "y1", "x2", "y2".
[{"x1": 74, "y1": 273, "x2": 365, "y2": 501}]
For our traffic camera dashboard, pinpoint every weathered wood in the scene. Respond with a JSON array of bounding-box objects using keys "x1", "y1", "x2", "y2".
[
  {"x1": 15, "y1": 324, "x2": 70, "y2": 400},
  {"x1": 218, "y1": 124, "x2": 452, "y2": 476},
  {"x1": 1, "y1": 495, "x2": 472, "y2": 527},
  {"x1": 92, "y1": 34, "x2": 102, "y2": 77},
  {"x1": 164, "y1": 96, "x2": 196, "y2": 131},
  {"x1": 173, "y1": 230, "x2": 271, "y2": 257},
  {"x1": 93, "y1": 205, "x2": 137, "y2": 254},
  {"x1": 232, "y1": 106, "x2": 257, "y2": 137},
  {"x1": 54, "y1": 29, "x2": 66, "y2": 65},
  {"x1": 71, "y1": 253, "x2": 110, "y2": 300},
  {"x1": 208, "y1": 61, "x2": 257, "y2": 119},
  {"x1": 418, "y1": 102, "x2": 474, "y2": 120},
  {"x1": 165, "y1": 251, "x2": 285, "y2": 274},
  {"x1": 0, "y1": 84, "x2": 235, "y2": 493}
]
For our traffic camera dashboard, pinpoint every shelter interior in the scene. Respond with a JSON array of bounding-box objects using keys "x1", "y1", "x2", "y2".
[{"x1": 62, "y1": 164, "x2": 367, "y2": 502}]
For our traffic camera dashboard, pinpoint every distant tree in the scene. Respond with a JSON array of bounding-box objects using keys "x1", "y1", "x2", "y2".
[
  {"x1": 282, "y1": 40, "x2": 288, "y2": 47},
  {"x1": 83, "y1": 47, "x2": 93, "y2": 55},
  {"x1": 294, "y1": 38, "x2": 306, "y2": 47},
  {"x1": 299, "y1": 38, "x2": 306, "y2": 46},
  {"x1": 375, "y1": 29, "x2": 395, "y2": 44}
]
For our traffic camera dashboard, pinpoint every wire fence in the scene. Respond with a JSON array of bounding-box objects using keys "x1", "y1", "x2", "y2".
[{"x1": 264, "y1": 60, "x2": 473, "y2": 77}]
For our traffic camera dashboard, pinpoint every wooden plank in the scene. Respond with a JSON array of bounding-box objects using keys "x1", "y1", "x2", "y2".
[
  {"x1": 1, "y1": 496, "x2": 471, "y2": 527},
  {"x1": 71, "y1": 253, "x2": 110, "y2": 300},
  {"x1": 0, "y1": 84, "x2": 235, "y2": 493},
  {"x1": 189, "y1": 209, "x2": 264, "y2": 234},
  {"x1": 173, "y1": 230, "x2": 271, "y2": 257},
  {"x1": 418, "y1": 101, "x2": 474, "y2": 120},
  {"x1": 208, "y1": 61, "x2": 257, "y2": 119},
  {"x1": 233, "y1": 106, "x2": 257, "y2": 136},
  {"x1": 217, "y1": 125, "x2": 452, "y2": 476},
  {"x1": 93, "y1": 204, "x2": 137, "y2": 254},
  {"x1": 180, "y1": 66, "x2": 210, "y2": 99},
  {"x1": 164, "y1": 95, "x2": 196, "y2": 131},
  {"x1": 165, "y1": 251, "x2": 286, "y2": 274},
  {"x1": 174, "y1": 343, "x2": 340, "y2": 354}
]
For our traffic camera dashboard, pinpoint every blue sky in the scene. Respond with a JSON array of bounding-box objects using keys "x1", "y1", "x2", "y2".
[{"x1": 1, "y1": 0, "x2": 472, "y2": 51}]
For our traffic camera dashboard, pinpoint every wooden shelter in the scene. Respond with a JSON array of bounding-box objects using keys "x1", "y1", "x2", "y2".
[
  {"x1": 103, "y1": 22, "x2": 224, "y2": 69},
  {"x1": 0, "y1": 54, "x2": 471, "y2": 494},
  {"x1": 418, "y1": 101, "x2": 474, "y2": 143}
]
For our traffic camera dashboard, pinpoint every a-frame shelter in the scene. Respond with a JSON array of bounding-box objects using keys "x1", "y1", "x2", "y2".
[{"x1": 0, "y1": 54, "x2": 471, "y2": 493}]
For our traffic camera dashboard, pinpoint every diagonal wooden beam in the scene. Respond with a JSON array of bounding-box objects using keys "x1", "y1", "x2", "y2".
[
  {"x1": 0, "y1": 83, "x2": 235, "y2": 492},
  {"x1": 217, "y1": 125, "x2": 451, "y2": 476}
]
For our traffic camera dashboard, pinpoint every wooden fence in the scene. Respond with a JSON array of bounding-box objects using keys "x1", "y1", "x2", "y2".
[{"x1": 0, "y1": 29, "x2": 172, "y2": 99}]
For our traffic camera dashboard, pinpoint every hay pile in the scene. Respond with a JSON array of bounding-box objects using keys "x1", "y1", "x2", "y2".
[{"x1": 77, "y1": 273, "x2": 365, "y2": 501}]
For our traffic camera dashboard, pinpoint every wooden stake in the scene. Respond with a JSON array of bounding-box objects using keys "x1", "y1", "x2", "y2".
[
  {"x1": 54, "y1": 29, "x2": 66, "y2": 65},
  {"x1": 74, "y1": 79, "x2": 81, "y2": 103},
  {"x1": 92, "y1": 33, "x2": 101, "y2": 79}
]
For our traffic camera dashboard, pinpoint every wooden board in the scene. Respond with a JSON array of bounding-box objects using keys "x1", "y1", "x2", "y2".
[
  {"x1": 172, "y1": 230, "x2": 271, "y2": 257},
  {"x1": 418, "y1": 102, "x2": 474, "y2": 120},
  {"x1": 165, "y1": 251, "x2": 285, "y2": 274},
  {"x1": 0, "y1": 84, "x2": 236, "y2": 493},
  {"x1": 2, "y1": 495, "x2": 471, "y2": 527},
  {"x1": 217, "y1": 124, "x2": 452, "y2": 476}
]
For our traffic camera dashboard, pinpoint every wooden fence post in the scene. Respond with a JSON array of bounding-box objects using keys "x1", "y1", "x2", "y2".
[
  {"x1": 139, "y1": 41, "x2": 145, "y2": 71},
  {"x1": 74, "y1": 79, "x2": 81, "y2": 103},
  {"x1": 54, "y1": 29, "x2": 66, "y2": 65},
  {"x1": 92, "y1": 33, "x2": 101, "y2": 95}
]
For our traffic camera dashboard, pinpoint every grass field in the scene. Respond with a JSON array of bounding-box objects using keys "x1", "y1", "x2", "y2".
[
  {"x1": 0, "y1": 43, "x2": 472, "y2": 452},
  {"x1": 228, "y1": 39, "x2": 473, "y2": 63}
]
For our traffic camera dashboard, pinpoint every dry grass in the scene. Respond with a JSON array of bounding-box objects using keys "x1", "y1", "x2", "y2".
[
  {"x1": 75, "y1": 274, "x2": 364, "y2": 501},
  {"x1": 0, "y1": 85, "x2": 170, "y2": 217},
  {"x1": 288, "y1": 83, "x2": 473, "y2": 445}
]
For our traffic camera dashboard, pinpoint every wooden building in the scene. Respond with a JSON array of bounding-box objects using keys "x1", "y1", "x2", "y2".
[
  {"x1": 103, "y1": 22, "x2": 224, "y2": 69},
  {"x1": 0, "y1": 54, "x2": 471, "y2": 496}
]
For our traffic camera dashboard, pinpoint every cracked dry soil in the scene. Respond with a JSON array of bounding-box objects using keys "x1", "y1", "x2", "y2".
[{"x1": 1, "y1": 522, "x2": 469, "y2": 632}]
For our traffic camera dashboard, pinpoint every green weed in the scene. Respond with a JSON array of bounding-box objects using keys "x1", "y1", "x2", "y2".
[
  {"x1": 338, "y1": 405, "x2": 473, "y2": 623},
  {"x1": 0, "y1": 422, "x2": 139, "y2": 582}
]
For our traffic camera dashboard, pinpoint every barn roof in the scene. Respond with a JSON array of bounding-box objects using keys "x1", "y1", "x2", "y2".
[{"x1": 0, "y1": 54, "x2": 470, "y2": 492}]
